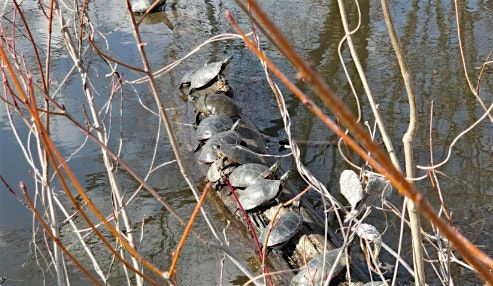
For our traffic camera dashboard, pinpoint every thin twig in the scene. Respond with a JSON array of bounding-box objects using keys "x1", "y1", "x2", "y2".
[
  {"x1": 379, "y1": 0, "x2": 425, "y2": 283},
  {"x1": 168, "y1": 183, "x2": 212, "y2": 280},
  {"x1": 20, "y1": 182, "x2": 103, "y2": 286},
  {"x1": 226, "y1": 3, "x2": 493, "y2": 282}
]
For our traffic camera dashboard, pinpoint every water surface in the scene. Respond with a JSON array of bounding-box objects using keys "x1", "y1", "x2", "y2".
[{"x1": 0, "y1": 0, "x2": 492, "y2": 285}]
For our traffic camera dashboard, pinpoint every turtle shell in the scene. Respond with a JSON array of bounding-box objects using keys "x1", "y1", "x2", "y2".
[
  {"x1": 189, "y1": 58, "x2": 230, "y2": 90},
  {"x1": 214, "y1": 144, "x2": 264, "y2": 165},
  {"x1": 179, "y1": 69, "x2": 194, "y2": 87},
  {"x1": 195, "y1": 93, "x2": 240, "y2": 118},
  {"x1": 131, "y1": 0, "x2": 165, "y2": 13},
  {"x1": 196, "y1": 114, "x2": 234, "y2": 141},
  {"x1": 207, "y1": 159, "x2": 235, "y2": 184},
  {"x1": 207, "y1": 159, "x2": 223, "y2": 183},
  {"x1": 291, "y1": 248, "x2": 346, "y2": 285},
  {"x1": 260, "y1": 212, "x2": 303, "y2": 247},
  {"x1": 236, "y1": 123, "x2": 266, "y2": 153},
  {"x1": 237, "y1": 179, "x2": 281, "y2": 210},
  {"x1": 229, "y1": 162, "x2": 280, "y2": 188},
  {"x1": 198, "y1": 131, "x2": 241, "y2": 164}
]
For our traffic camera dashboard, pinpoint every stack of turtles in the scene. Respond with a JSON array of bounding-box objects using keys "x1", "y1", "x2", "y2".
[
  {"x1": 180, "y1": 57, "x2": 270, "y2": 189},
  {"x1": 180, "y1": 58, "x2": 387, "y2": 285},
  {"x1": 177, "y1": 57, "x2": 369, "y2": 284}
]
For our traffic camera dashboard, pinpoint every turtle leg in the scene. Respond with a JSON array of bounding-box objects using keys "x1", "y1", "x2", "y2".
[
  {"x1": 273, "y1": 197, "x2": 282, "y2": 206},
  {"x1": 180, "y1": 88, "x2": 190, "y2": 100},
  {"x1": 195, "y1": 112, "x2": 203, "y2": 125},
  {"x1": 271, "y1": 245, "x2": 284, "y2": 256},
  {"x1": 217, "y1": 73, "x2": 225, "y2": 82},
  {"x1": 192, "y1": 140, "x2": 202, "y2": 152}
]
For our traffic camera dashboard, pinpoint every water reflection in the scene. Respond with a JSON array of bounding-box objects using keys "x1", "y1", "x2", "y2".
[{"x1": 0, "y1": 0, "x2": 492, "y2": 284}]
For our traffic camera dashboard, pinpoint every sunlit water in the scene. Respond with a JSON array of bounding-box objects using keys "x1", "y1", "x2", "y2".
[{"x1": 0, "y1": 0, "x2": 492, "y2": 285}]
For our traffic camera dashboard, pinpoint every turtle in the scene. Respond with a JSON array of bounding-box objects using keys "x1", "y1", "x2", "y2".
[
  {"x1": 229, "y1": 161, "x2": 280, "y2": 188},
  {"x1": 187, "y1": 78, "x2": 233, "y2": 103},
  {"x1": 291, "y1": 248, "x2": 347, "y2": 285},
  {"x1": 131, "y1": 0, "x2": 165, "y2": 14},
  {"x1": 197, "y1": 131, "x2": 242, "y2": 164},
  {"x1": 212, "y1": 143, "x2": 265, "y2": 165},
  {"x1": 236, "y1": 171, "x2": 290, "y2": 210},
  {"x1": 179, "y1": 57, "x2": 231, "y2": 92},
  {"x1": 259, "y1": 212, "x2": 303, "y2": 247},
  {"x1": 194, "y1": 93, "x2": 241, "y2": 120},
  {"x1": 196, "y1": 114, "x2": 234, "y2": 141},
  {"x1": 235, "y1": 122, "x2": 267, "y2": 153}
]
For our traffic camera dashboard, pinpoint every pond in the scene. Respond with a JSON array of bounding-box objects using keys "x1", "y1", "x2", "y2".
[{"x1": 0, "y1": 0, "x2": 492, "y2": 285}]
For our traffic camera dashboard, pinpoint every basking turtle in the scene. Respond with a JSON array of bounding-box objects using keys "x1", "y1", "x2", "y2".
[
  {"x1": 180, "y1": 57, "x2": 231, "y2": 92},
  {"x1": 259, "y1": 212, "x2": 303, "y2": 247},
  {"x1": 187, "y1": 79, "x2": 233, "y2": 103},
  {"x1": 197, "y1": 131, "x2": 242, "y2": 164},
  {"x1": 195, "y1": 93, "x2": 240, "y2": 119},
  {"x1": 291, "y1": 248, "x2": 347, "y2": 285},
  {"x1": 229, "y1": 161, "x2": 280, "y2": 188},
  {"x1": 196, "y1": 114, "x2": 234, "y2": 141},
  {"x1": 131, "y1": 0, "x2": 165, "y2": 14},
  {"x1": 236, "y1": 171, "x2": 290, "y2": 210},
  {"x1": 212, "y1": 144, "x2": 265, "y2": 165},
  {"x1": 235, "y1": 122, "x2": 267, "y2": 153}
]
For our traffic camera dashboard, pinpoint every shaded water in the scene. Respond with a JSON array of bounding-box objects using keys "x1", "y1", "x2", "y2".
[{"x1": 0, "y1": 0, "x2": 492, "y2": 285}]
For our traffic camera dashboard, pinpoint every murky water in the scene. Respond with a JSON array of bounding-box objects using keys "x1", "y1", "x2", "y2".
[{"x1": 0, "y1": 0, "x2": 492, "y2": 285}]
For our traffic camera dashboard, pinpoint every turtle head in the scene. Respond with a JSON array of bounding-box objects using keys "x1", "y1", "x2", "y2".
[
  {"x1": 214, "y1": 79, "x2": 232, "y2": 95},
  {"x1": 222, "y1": 56, "x2": 232, "y2": 66},
  {"x1": 269, "y1": 161, "x2": 281, "y2": 175},
  {"x1": 230, "y1": 119, "x2": 241, "y2": 131},
  {"x1": 211, "y1": 144, "x2": 226, "y2": 157},
  {"x1": 280, "y1": 170, "x2": 292, "y2": 183},
  {"x1": 211, "y1": 144, "x2": 221, "y2": 152}
]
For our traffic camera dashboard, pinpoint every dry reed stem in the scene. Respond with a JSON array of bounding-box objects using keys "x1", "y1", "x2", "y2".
[
  {"x1": 52, "y1": 194, "x2": 107, "y2": 282},
  {"x1": 11, "y1": 0, "x2": 47, "y2": 89},
  {"x1": 378, "y1": 0, "x2": 425, "y2": 283},
  {"x1": 20, "y1": 182, "x2": 103, "y2": 286},
  {"x1": 227, "y1": 1, "x2": 493, "y2": 282},
  {"x1": 51, "y1": 3, "x2": 144, "y2": 284},
  {"x1": 0, "y1": 42, "x2": 163, "y2": 284},
  {"x1": 9, "y1": 8, "x2": 58, "y2": 279},
  {"x1": 336, "y1": 0, "x2": 400, "y2": 168},
  {"x1": 224, "y1": 177, "x2": 273, "y2": 286}
]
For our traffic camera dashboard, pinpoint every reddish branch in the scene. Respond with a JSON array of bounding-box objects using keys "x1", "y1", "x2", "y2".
[
  {"x1": 226, "y1": 2, "x2": 493, "y2": 282},
  {"x1": 225, "y1": 178, "x2": 274, "y2": 286}
]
